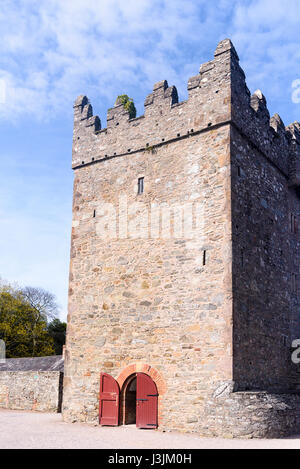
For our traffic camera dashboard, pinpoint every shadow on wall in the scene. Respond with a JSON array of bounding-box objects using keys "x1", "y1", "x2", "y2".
[{"x1": 58, "y1": 371, "x2": 64, "y2": 413}]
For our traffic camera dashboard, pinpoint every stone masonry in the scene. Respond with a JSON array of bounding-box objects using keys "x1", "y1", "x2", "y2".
[
  {"x1": 63, "y1": 39, "x2": 300, "y2": 437},
  {"x1": 0, "y1": 356, "x2": 64, "y2": 412}
]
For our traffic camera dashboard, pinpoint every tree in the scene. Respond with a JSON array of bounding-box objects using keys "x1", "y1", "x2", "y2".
[
  {"x1": 47, "y1": 318, "x2": 66, "y2": 355},
  {"x1": 0, "y1": 282, "x2": 57, "y2": 357},
  {"x1": 20, "y1": 286, "x2": 59, "y2": 356},
  {"x1": 21, "y1": 286, "x2": 58, "y2": 321}
]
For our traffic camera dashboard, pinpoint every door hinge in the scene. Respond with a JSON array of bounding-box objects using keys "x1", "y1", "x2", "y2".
[
  {"x1": 146, "y1": 424, "x2": 157, "y2": 426},
  {"x1": 147, "y1": 394, "x2": 159, "y2": 397},
  {"x1": 136, "y1": 398, "x2": 148, "y2": 401}
]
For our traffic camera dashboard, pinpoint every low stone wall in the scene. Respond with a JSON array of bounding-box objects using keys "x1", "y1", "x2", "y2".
[
  {"x1": 183, "y1": 385, "x2": 300, "y2": 439},
  {"x1": 0, "y1": 371, "x2": 63, "y2": 413}
]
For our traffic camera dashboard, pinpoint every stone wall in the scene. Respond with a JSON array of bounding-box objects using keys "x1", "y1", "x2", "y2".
[
  {"x1": 64, "y1": 42, "x2": 234, "y2": 425},
  {"x1": 63, "y1": 122, "x2": 233, "y2": 427},
  {"x1": 231, "y1": 125, "x2": 297, "y2": 390},
  {"x1": 229, "y1": 53, "x2": 300, "y2": 391},
  {"x1": 63, "y1": 38, "x2": 300, "y2": 437},
  {"x1": 0, "y1": 371, "x2": 63, "y2": 412},
  {"x1": 198, "y1": 387, "x2": 300, "y2": 439}
]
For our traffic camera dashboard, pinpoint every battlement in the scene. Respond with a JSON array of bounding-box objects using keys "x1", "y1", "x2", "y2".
[{"x1": 72, "y1": 39, "x2": 300, "y2": 185}]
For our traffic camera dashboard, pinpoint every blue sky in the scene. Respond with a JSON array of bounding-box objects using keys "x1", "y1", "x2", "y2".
[{"x1": 0, "y1": 0, "x2": 299, "y2": 320}]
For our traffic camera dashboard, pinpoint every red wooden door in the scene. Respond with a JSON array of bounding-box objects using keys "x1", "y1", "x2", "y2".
[
  {"x1": 136, "y1": 373, "x2": 158, "y2": 429},
  {"x1": 99, "y1": 373, "x2": 120, "y2": 426}
]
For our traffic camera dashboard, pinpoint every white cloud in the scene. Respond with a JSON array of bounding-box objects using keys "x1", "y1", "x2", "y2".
[
  {"x1": 0, "y1": 0, "x2": 299, "y2": 124},
  {"x1": 229, "y1": 0, "x2": 300, "y2": 123},
  {"x1": 0, "y1": 0, "x2": 236, "y2": 121}
]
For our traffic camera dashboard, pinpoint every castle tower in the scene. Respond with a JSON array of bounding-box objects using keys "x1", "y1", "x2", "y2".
[{"x1": 63, "y1": 39, "x2": 300, "y2": 438}]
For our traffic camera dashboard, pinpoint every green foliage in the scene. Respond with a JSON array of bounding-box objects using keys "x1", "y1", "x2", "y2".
[
  {"x1": 47, "y1": 318, "x2": 66, "y2": 355},
  {"x1": 0, "y1": 283, "x2": 56, "y2": 358},
  {"x1": 145, "y1": 145, "x2": 156, "y2": 153},
  {"x1": 115, "y1": 94, "x2": 136, "y2": 119}
]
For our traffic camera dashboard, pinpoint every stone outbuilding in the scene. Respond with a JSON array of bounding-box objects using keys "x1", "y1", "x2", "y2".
[{"x1": 0, "y1": 356, "x2": 64, "y2": 412}]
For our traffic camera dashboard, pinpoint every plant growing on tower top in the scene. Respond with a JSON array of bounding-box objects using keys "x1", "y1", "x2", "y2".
[{"x1": 115, "y1": 94, "x2": 136, "y2": 119}]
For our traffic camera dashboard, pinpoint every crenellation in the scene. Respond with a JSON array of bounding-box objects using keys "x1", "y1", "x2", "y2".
[
  {"x1": 187, "y1": 74, "x2": 201, "y2": 91},
  {"x1": 73, "y1": 95, "x2": 101, "y2": 141},
  {"x1": 72, "y1": 40, "x2": 236, "y2": 168},
  {"x1": 144, "y1": 80, "x2": 178, "y2": 112},
  {"x1": 232, "y1": 78, "x2": 294, "y2": 177},
  {"x1": 107, "y1": 103, "x2": 130, "y2": 127},
  {"x1": 214, "y1": 38, "x2": 239, "y2": 60},
  {"x1": 199, "y1": 60, "x2": 215, "y2": 74},
  {"x1": 287, "y1": 121, "x2": 300, "y2": 143},
  {"x1": 73, "y1": 94, "x2": 88, "y2": 110},
  {"x1": 270, "y1": 113, "x2": 286, "y2": 134},
  {"x1": 250, "y1": 89, "x2": 270, "y2": 123},
  {"x1": 85, "y1": 115, "x2": 101, "y2": 131},
  {"x1": 72, "y1": 40, "x2": 299, "y2": 182},
  {"x1": 164, "y1": 85, "x2": 178, "y2": 105},
  {"x1": 287, "y1": 122, "x2": 300, "y2": 187}
]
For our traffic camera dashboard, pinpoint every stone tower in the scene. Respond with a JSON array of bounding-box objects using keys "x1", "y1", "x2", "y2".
[{"x1": 63, "y1": 39, "x2": 300, "y2": 438}]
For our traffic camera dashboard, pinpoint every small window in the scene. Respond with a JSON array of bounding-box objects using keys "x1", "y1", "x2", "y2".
[
  {"x1": 138, "y1": 177, "x2": 144, "y2": 195},
  {"x1": 203, "y1": 250, "x2": 206, "y2": 266},
  {"x1": 292, "y1": 273, "x2": 297, "y2": 294},
  {"x1": 282, "y1": 335, "x2": 288, "y2": 347},
  {"x1": 291, "y1": 213, "x2": 298, "y2": 234}
]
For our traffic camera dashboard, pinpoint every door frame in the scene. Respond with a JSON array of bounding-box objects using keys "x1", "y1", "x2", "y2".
[{"x1": 117, "y1": 363, "x2": 166, "y2": 428}]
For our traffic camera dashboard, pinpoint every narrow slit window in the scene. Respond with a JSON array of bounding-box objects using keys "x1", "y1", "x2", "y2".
[
  {"x1": 292, "y1": 273, "x2": 297, "y2": 294},
  {"x1": 291, "y1": 213, "x2": 298, "y2": 234},
  {"x1": 93, "y1": 210, "x2": 96, "y2": 218},
  {"x1": 138, "y1": 177, "x2": 144, "y2": 195},
  {"x1": 282, "y1": 335, "x2": 288, "y2": 347},
  {"x1": 203, "y1": 250, "x2": 206, "y2": 266}
]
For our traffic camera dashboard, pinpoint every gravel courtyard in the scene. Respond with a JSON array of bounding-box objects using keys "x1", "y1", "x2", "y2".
[{"x1": 1, "y1": 409, "x2": 300, "y2": 449}]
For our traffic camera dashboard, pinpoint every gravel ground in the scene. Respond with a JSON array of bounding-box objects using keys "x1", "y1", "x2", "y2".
[{"x1": 1, "y1": 409, "x2": 300, "y2": 449}]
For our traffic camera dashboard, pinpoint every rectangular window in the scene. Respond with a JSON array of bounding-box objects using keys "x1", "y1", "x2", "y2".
[
  {"x1": 291, "y1": 214, "x2": 298, "y2": 234},
  {"x1": 292, "y1": 273, "x2": 297, "y2": 294},
  {"x1": 138, "y1": 177, "x2": 144, "y2": 195},
  {"x1": 282, "y1": 335, "x2": 288, "y2": 347}
]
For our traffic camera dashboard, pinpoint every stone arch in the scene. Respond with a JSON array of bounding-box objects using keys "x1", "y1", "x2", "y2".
[{"x1": 117, "y1": 363, "x2": 166, "y2": 426}]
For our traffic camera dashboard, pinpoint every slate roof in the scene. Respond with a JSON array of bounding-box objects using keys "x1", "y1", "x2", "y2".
[{"x1": 0, "y1": 355, "x2": 64, "y2": 372}]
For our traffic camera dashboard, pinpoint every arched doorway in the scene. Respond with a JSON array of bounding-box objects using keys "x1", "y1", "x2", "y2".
[
  {"x1": 100, "y1": 365, "x2": 164, "y2": 428},
  {"x1": 120, "y1": 372, "x2": 158, "y2": 428}
]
